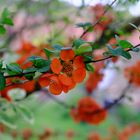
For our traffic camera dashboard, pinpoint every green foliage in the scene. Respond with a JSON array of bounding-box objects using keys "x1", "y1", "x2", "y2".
[
  {"x1": 6, "y1": 63, "x2": 22, "y2": 75},
  {"x1": 0, "y1": 25, "x2": 6, "y2": 34},
  {"x1": 1, "y1": 8, "x2": 13, "y2": 26},
  {"x1": 106, "y1": 44, "x2": 131, "y2": 59},
  {"x1": 0, "y1": 72, "x2": 6, "y2": 90},
  {"x1": 44, "y1": 48, "x2": 54, "y2": 59},
  {"x1": 15, "y1": 104, "x2": 34, "y2": 124},
  {"x1": 0, "y1": 111, "x2": 16, "y2": 129},
  {"x1": 73, "y1": 39, "x2": 86, "y2": 49},
  {"x1": 52, "y1": 44, "x2": 63, "y2": 50},
  {"x1": 75, "y1": 46, "x2": 92, "y2": 55},
  {"x1": 0, "y1": 8, "x2": 13, "y2": 35},
  {"x1": 86, "y1": 64, "x2": 94, "y2": 72},
  {"x1": 76, "y1": 22, "x2": 93, "y2": 32},
  {"x1": 28, "y1": 56, "x2": 51, "y2": 72}
]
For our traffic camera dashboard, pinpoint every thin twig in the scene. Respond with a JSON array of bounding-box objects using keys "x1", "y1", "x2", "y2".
[
  {"x1": 79, "y1": 0, "x2": 118, "y2": 39},
  {"x1": 85, "y1": 43, "x2": 140, "y2": 63}
]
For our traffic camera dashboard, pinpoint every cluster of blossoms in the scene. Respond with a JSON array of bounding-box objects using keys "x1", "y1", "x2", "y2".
[
  {"x1": 70, "y1": 97, "x2": 107, "y2": 125},
  {"x1": 39, "y1": 49, "x2": 86, "y2": 95},
  {"x1": 125, "y1": 61, "x2": 140, "y2": 86}
]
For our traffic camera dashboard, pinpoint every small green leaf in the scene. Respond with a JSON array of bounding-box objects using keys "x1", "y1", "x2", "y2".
[
  {"x1": 0, "y1": 25, "x2": 6, "y2": 34},
  {"x1": 16, "y1": 105, "x2": 34, "y2": 124},
  {"x1": 6, "y1": 63, "x2": 22, "y2": 75},
  {"x1": 1, "y1": 8, "x2": 13, "y2": 26},
  {"x1": 73, "y1": 39, "x2": 86, "y2": 48},
  {"x1": 115, "y1": 35, "x2": 120, "y2": 43},
  {"x1": 131, "y1": 47, "x2": 140, "y2": 52},
  {"x1": 52, "y1": 44, "x2": 63, "y2": 50},
  {"x1": 76, "y1": 22, "x2": 92, "y2": 30},
  {"x1": 28, "y1": 56, "x2": 50, "y2": 68},
  {"x1": 2, "y1": 18, "x2": 13, "y2": 26},
  {"x1": 119, "y1": 40, "x2": 133, "y2": 49},
  {"x1": 23, "y1": 67, "x2": 37, "y2": 73},
  {"x1": 44, "y1": 48, "x2": 54, "y2": 59},
  {"x1": 107, "y1": 45, "x2": 131, "y2": 59},
  {"x1": 75, "y1": 46, "x2": 92, "y2": 55},
  {"x1": 0, "y1": 61, "x2": 3, "y2": 69},
  {"x1": 24, "y1": 73, "x2": 35, "y2": 80},
  {"x1": 83, "y1": 55, "x2": 93, "y2": 62},
  {"x1": 37, "y1": 65, "x2": 50, "y2": 73},
  {"x1": 0, "y1": 111, "x2": 16, "y2": 129},
  {"x1": 86, "y1": 64, "x2": 94, "y2": 72},
  {"x1": 0, "y1": 72, "x2": 6, "y2": 90}
]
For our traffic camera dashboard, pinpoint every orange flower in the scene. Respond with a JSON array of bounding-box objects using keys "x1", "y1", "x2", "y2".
[
  {"x1": 124, "y1": 61, "x2": 140, "y2": 86},
  {"x1": 86, "y1": 70, "x2": 103, "y2": 94},
  {"x1": 50, "y1": 49, "x2": 86, "y2": 94},
  {"x1": 70, "y1": 97, "x2": 107, "y2": 125}
]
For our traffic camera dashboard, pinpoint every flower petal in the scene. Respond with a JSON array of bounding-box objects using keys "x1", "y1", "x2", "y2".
[
  {"x1": 38, "y1": 73, "x2": 52, "y2": 87},
  {"x1": 50, "y1": 58, "x2": 62, "y2": 74},
  {"x1": 58, "y1": 74, "x2": 74, "y2": 86},
  {"x1": 73, "y1": 68, "x2": 86, "y2": 83},
  {"x1": 49, "y1": 76, "x2": 62, "y2": 95},
  {"x1": 60, "y1": 50, "x2": 75, "y2": 61},
  {"x1": 73, "y1": 56, "x2": 85, "y2": 69}
]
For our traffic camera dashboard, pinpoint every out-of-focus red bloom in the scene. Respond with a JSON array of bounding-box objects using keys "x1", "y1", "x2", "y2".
[
  {"x1": 91, "y1": 4, "x2": 114, "y2": 31},
  {"x1": 88, "y1": 132, "x2": 101, "y2": 140},
  {"x1": 70, "y1": 97, "x2": 107, "y2": 125},
  {"x1": 86, "y1": 70, "x2": 103, "y2": 94},
  {"x1": 124, "y1": 61, "x2": 140, "y2": 86}
]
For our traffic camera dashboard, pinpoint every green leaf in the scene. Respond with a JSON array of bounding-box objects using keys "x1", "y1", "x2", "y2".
[
  {"x1": 107, "y1": 45, "x2": 131, "y2": 59},
  {"x1": 44, "y1": 48, "x2": 54, "y2": 59},
  {"x1": 24, "y1": 73, "x2": 35, "y2": 80},
  {"x1": 76, "y1": 22, "x2": 93, "y2": 30},
  {"x1": 28, "y1": 56, "x2": 50, "y2": 68},
  {"x1": 23, "y1": 67, "x2": 37, "y2": 73},
  {"x1": 6, "y1": 63, "x2": 22, "y2": 75},
  {"x1": 0, "y1": 61, "x2": 3, "y2": 70},
  {"x1": 73, "y1": 39, "x2": 86, "y2": 48},
  {"x1": 75, "y1": 46, "x2": 92, "y2": 55},
  {"x1": 1, "y1": 8, "x2": 13, "y2": 26},
  {"x1": 0, "y1": 72, "x2": 6, "y2": 90},
  {"x1": 0, "y1": 25, "x2": 6, "y2": 34},
  {"x1": 83, "y1": 55, "x2": 93, "y2": 62},
  {"x1": 115, "y1": 35, "x2": 120, "y2": 43},
  {"x1": 37, "y1": 65, "x2": 50, "y2": 73},
  {"x1": 86, "y1": 64, "x2": 94, "y2": 72},
  {"x1": 16, "y1": 105, "x2": 34, "y2": 124},
  {"x1": 52, "y1": 44, "x2": 63, "y2": 50},
  {"x1": 131, "y1": 47, "x2": 140, "y2": 52},
  {"x1": 118, "y1": 40, "x2": 133, "y2": 49},
  {"x1": 2, "y1": 18, "x2": 13, "y2": 26},
  {"x1": 0, "y1": 111, "x2": 16, "y2": 129}
]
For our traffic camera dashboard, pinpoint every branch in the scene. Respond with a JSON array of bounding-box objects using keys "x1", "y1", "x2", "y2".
[
  {"x1": 79, "y1": 0, "x2": 118, "y2": 39},
  {"x1": 85, "y1": 43, "x2": 140, "y2": 63}
]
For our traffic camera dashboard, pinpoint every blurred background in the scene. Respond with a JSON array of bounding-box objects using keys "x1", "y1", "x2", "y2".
[{"x1": 0, "y1": 0, "x2": 140, "y2": 139}]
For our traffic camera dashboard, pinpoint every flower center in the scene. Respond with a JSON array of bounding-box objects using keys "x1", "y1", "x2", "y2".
[{"x1": 62, "y1": 61, "x2": 73, "y2": 76}]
